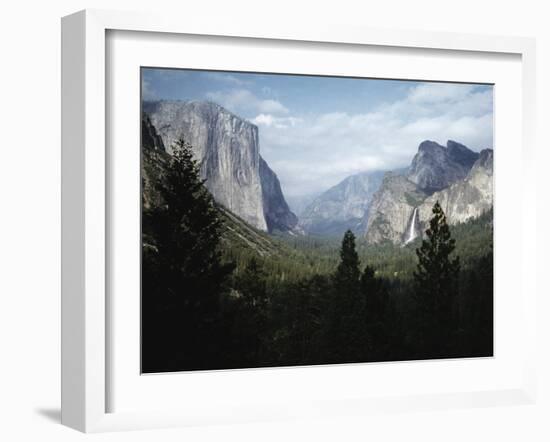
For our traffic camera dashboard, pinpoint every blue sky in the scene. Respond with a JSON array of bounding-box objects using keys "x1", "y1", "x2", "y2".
[{"x1": 142, "y1": 68, "x2": 493, "y2": 204}]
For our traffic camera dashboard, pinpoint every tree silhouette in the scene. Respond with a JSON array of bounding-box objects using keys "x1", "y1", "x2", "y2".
[
  {"x1": 324, "y1": 230, "x2": 370, "y2": 361},
  {"x1": 334, "y1": 230, "x2": 361, "y2": 291},
  {"x1": 142, "y1": 137, "x2": 234, "y2": 372},
  {"x1": 413, "y1": 201, "x2": 461, "y2": 357}
]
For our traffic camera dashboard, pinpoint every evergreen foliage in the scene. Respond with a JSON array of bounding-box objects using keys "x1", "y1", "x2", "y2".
[
  {"x1": 142, "y1": 141, "x2": 493, "y2": 370},
  {"x1": 413, "y1": 201, "x2": 461, "y2": 357},
  {"x1": 334, "y1": 230, "x2": 361, "y2": 289},
  {"x1": 325, "y1": 231, "x2": 368, "y2": 362},
  {"x1": 142, "y1": 137, "x2": 234, "y2": 372}
]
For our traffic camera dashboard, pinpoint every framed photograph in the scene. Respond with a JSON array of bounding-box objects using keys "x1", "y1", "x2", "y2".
[{"x1": 61, "y1": 9, "x2": 538, "y2": 432}]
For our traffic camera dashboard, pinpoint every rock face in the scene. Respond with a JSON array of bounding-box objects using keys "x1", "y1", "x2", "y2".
[
  {"x1": 447, "y1": 140, "x2": 480, "y2": 168},
  {"x1": 407, "y1": 140, "x2": 479, "y2": 193},
  {"x1": 141, "y1": 117, "x2": 170, "y2": 210},
  {"x1": 418, "y1": 149, "x2": 493, "y2": 225},
  {"x1": 142, "y1": 100, "x2": 297, "y2": 233},
  {"x1": 363, "y1": 141, "x2": 492, "y2": 245},
  {"x1": 299, "y1": 171, "x2": 385, "y2": 236},
  {"x1": 141, "y1": 114, "x2": 165, "y2": 152},
  {"x1": 259, "y1": 157, "x2": 298, "y2": 232},
  {"x1": 364, "y1": 173, "x2": 427, "y2": 244}
]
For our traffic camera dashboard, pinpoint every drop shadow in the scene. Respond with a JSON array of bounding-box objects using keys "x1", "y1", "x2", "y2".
[{"x1": 35, "y1": 407, "x2": 61, "y2": 423}]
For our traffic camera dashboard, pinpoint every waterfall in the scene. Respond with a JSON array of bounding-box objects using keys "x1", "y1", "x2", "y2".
[{"x1": 404, "y1": 207, "x2": 418, "y2": 245}]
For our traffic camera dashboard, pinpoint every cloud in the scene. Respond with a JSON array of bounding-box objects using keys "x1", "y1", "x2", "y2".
[
  {"x1": 252, "y1": 114, "x2": 302, "y2": 129},
  {"x1": 256, "y1": 84, "x2": 493, "y2": 198},
  {"x1": 141, "y1": 78, "x2": 157, "y2": 100},
  {"x1": 206, "y1": 89, "x2": 289, "y2": 115},
  {"x1": 204, "y1": 73, "x2": 251, "y2": 86},
  {"x1": 408, "y1": 83, "x2": 476, "y2": 104}
]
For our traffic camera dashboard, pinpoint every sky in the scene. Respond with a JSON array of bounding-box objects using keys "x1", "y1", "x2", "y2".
[{"x1": 142, "y1": 68, "x2": 493, "y2": 204}]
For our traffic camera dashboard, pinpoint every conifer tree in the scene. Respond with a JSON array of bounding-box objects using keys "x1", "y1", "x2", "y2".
[
  {"x1": 413, "y1": 201, "x2": 460, "y2": 357},
  {"x1": 142, "y1": 137, "x2": 234, "y2": 372},
  {"x1": 326, "y1": 230, "x2": 369, "y2": 361},
  {"x1": 334, "y1": 230, "x2": 361, "y2": 291}
]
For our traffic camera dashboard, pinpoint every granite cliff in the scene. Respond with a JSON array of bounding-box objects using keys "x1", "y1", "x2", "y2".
[
  {"x1": 142, "y1": 100, "x2": 297, "y2": 233},
  {"x1": 363, "y1": 173, "x2": 427, "y2": 244},
  {"x1": 407, "y1": 140, "x2": 479, "y2": 193},
  {"x1": 363, "y1": 141, "x2": 492, "y2": 245},
  {"x1": 259, "y1": 157, "x2": 298, "y2": 232},
  {"x1": 417, "y1": 148, "x2": 493, "y2": 225}
]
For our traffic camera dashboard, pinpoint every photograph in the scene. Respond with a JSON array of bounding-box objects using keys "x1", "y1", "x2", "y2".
[{"x1": 140, "y1": 68, "x2": 494, "y2": 373}]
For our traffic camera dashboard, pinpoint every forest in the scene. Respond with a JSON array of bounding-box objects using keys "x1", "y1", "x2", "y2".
[{"x1": 141, "y1": 139, "x2": 493, "y2": 373}]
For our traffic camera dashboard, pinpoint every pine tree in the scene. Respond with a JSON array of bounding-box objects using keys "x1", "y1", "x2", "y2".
[
  {"x1": 413, "y1": 201, "x2": 460, "y2": 357},
  {"x1": 324, "y1": 230, "x2": 370, "y2": 362},
  {"x1": 142, "y1": 137, "x2": 234, "y2": 372},
  {"x1": 334, "y1": 230, "x2": 361, "y2": 291}
]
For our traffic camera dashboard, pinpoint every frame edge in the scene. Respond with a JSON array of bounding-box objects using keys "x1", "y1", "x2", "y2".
[
  {"x1": 61, "y1": 9, "x2": 108, "y2": 433},
  {"x1": 61, "y1": 9, "x2": 87, "y2": 432}
]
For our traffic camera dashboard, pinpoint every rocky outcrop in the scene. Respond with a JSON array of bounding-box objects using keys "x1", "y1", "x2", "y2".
[
  {"x1": 418, "y1": 149, "x2": 493, "y2": 225},
  {"x1": 447, "y1": 140, "x2": 480, "y2": 168},
  {"x1": 407, "y1": 140, "x2": 479, "y2": 193},
  {"x1": 299, "y1": 171, "x2": 385, "y2": 236},
  {"x1": 141, "y1": 116, "x2": 169, "y2": 210},
  {"x1": 141, "y1": 114, "x2": 165, "y2": 152},
  {"x1": 364, "y1": 173, "x2": 427, "y2": 244},
  {"x1": 259, "y1": 157, "x2": 298, "y2": 232},
  {"x1": 363, "y1": 141, "x2": 492, "y2": 245},
  {"x1": 143, "y1": 100, "x2": 266, "y2": 230},
  {"x1": 142, "y1": 100, "x2": 296, "y2": 232}
]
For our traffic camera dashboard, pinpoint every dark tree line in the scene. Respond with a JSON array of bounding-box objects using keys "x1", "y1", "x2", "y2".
[
  {"x1": 142, "y1": 138, "x2": 234, "y2": 372},
  {"x1": 142, "y1": 138, "x2": 493, "y2": 372}
]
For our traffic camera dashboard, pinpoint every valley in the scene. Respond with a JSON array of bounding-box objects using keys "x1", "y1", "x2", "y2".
[
  {"x1": 142, "y1": 99, "x2": 493, "y2": 247},
  {"x1": 140, "y1": 98, "x2": 493, "y2": 372}
]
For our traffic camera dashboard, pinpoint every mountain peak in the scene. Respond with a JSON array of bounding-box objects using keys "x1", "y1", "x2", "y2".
[
  {"x1": 446, "y1": 140, "x2": 479, "y2": 168},
  {"x1": 144, "y1": 99, "x2": 255, "y2": 131},
  {"x1": 478, "y1": 148, "x2": 494, "y2": 164},
  {"x1": 418, "y1": 140, "x2": 445, "y2": 153},
  {"x1": 365, "y1": 141, "x2": 493, "y2": 244},
  {"x1": 407, "y1": 139, "x2": 479, "y2": 193},
  {"x1": 187, "y1": 99, "x2": 243, "y2": 119},
  {"x1": 470, "y1": 148, "x2": 493, "y2": 176}
]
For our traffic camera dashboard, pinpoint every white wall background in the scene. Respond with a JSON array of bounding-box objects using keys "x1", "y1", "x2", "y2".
[{"x1": 0, "y1": 1, "x2": 547, "y2": 441}]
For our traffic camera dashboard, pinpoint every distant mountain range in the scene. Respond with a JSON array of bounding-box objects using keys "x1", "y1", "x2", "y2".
[
  {"x1": 142, "y1": 100, "x2": 493, "y2": 245},
  {"x1": 298, "y1": 171, "x2": 385, "y2": 236}
]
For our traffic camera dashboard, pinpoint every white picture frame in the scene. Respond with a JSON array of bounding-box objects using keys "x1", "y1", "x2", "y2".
[{"x1": 61, "y1": 9, "x2": 538, "y2": 433}]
